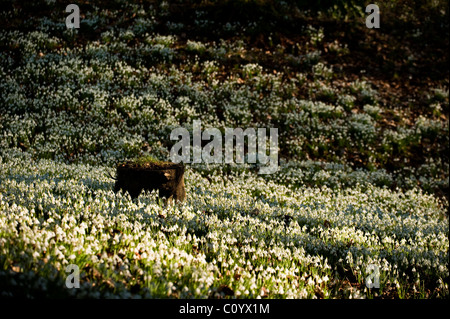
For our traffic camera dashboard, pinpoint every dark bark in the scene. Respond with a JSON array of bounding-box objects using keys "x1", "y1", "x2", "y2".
[{"x1": 114, "y1": 162, "x2": 186, "y2": 202}]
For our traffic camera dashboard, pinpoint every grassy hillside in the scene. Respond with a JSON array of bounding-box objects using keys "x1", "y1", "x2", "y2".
[{"x1": 0, "y1": 0, "x2": 448, "y2": 299}]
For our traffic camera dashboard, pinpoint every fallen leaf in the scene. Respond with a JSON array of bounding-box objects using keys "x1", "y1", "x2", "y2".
[{"x1": 12, "y1": 265, "x2": 21, "y2": 273}]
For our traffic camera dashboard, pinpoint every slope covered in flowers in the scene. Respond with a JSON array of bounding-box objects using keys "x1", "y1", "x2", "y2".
[{"x1": 0, "y1": 0, "x2": 448, "y2": 298}]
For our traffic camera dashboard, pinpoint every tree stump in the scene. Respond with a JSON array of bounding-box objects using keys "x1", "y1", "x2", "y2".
[{"x1": 114, "y1": 160, "x2": 186, "y2": 202}]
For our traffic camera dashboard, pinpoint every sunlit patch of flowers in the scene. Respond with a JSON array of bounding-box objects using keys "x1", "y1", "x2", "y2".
[
  {"x1": 186, "y1": 40, "x2": 207, "y2": 54},
  {"x1": 0, "y1": 153, "x2": 448, "y2": 298},
  {"x1": 305, "y1": 25, "x2": 325, "y2": 46},
  {"x1": 363, "y1": 104, "x2": 382, "y2": 120},
  {"x1": 0, "y1": 1, "x2": 448, "y2": 299}
]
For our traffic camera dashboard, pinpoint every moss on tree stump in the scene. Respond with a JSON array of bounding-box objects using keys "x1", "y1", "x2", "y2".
[{"x1": 114, "y1": 157, "x2": 186, "y2": 202}]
